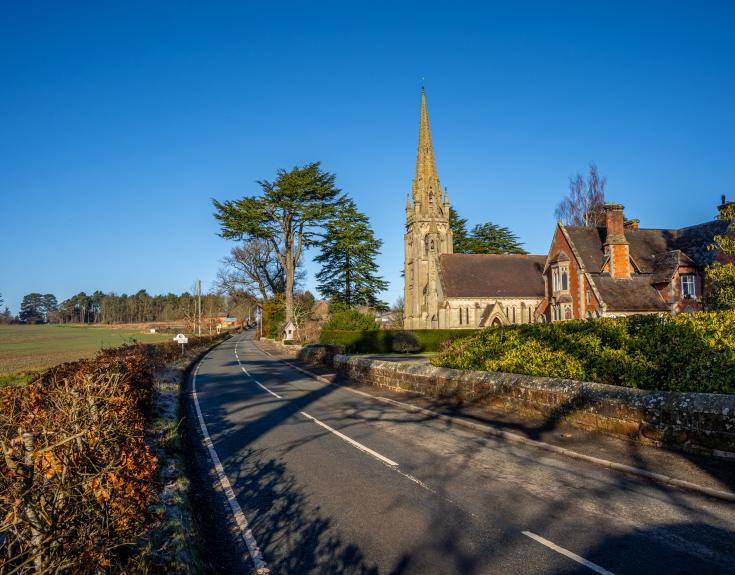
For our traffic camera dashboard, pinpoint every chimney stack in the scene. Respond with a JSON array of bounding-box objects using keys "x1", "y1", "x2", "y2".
[
  {"x1": 624, "y1": 218, "x2": 639, "y2": 230},
  {"x1": 718, "y1": 195, "x2": 734, "y2": 217},
  {"x1": 604, "y1": 204, "x2": 630, "y2": 279}
]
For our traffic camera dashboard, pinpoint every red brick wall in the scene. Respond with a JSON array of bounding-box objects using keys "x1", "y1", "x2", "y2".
[{"x1": 543, "y1": 227, "x2": 584, "y2": 320}]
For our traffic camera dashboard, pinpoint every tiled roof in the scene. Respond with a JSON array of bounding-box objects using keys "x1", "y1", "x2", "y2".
[
  {"x1": 440, "y1": 254, "x2": 546, "y2": 298},
  {"x1": 651, "y1": 250, "x2": 696, "y2": 284},
  {"x1": 593, "y1": 276, "x2": 669, "y2": 312},
  {"x1": 565, "y1": 220, "x2": 728, "y2": 274}
]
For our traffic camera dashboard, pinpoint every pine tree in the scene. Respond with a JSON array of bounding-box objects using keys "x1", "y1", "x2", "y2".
[
  {"x1": 448, "y1": 207, "x2": 472, "y2": 253},
  {"x1": 315, "y1": 199, "x2": 388, "y2": 309},
  {"x1": 468, "y1": 222, "x2": 528, "y2": 254},
  {"x1": 450, "y1": 207, "x2": 527, "y2": 254}
]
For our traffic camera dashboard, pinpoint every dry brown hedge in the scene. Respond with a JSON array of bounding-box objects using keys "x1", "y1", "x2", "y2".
[{"x1": 0, "y1": 333, "x2": 226, "y2": 574}]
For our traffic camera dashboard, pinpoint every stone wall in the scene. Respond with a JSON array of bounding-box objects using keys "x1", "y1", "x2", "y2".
[
  {"x1": 259, "y1": 337, "x2": 303, "y2": 357},
  {"x1": 299, "y1": 345, "x2": 735, "y2": 456}
]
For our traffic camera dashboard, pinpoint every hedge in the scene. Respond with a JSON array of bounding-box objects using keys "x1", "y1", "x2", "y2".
[
  {"x1": 319, "y1": 329, "x2": 480, "y2": 353},
  {"x1": 0, "y1": 332, "x2": 228, "y2": 573},
  {"x1": 432, "y1": 312, "x2": 735, "y2": 394}
]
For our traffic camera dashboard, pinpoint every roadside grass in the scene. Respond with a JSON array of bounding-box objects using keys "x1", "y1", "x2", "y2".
[
  {"x1": 0, "y1": 371, "x2": 38, "y2": 387},
  {"x1": 0, "y1": 324, "x2": 171, "y2": 379}
]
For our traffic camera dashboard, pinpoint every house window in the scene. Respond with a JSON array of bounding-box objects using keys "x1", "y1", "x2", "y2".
[
  {"x1": 681, "y1": 274, "x2": 696, "y2": 298},
  {"x1": 561, "y1": 271, "x2": 568, "y2": 291},
  {"x1": 586, "y1": 290, "x2": 591, "y2": 305}
]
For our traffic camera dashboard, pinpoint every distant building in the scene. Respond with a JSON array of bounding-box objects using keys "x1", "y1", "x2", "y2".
[{"x1": 216, "y1": 316, "x2": 241, "y2": 328}]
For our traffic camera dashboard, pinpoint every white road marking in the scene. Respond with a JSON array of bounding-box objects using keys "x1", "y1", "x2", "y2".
[
  {"x1": 236, "y1": 337, "x2": 399, "y2": 467},
  {"x1": 298, "y1": 410, "x2": 399, "y2": 467},
  {"x1": 236, "y1": 345, "x2": 283, "y2": 399},
  {"x1": 244, "y1": 337, "x2": 485, "y2": 514},
  {"x1": 192, "y1": 356, "x2": 270, "y2": 574},
  {"x1": 522, "y1": 531, "x2": 616, "y2": 575}
]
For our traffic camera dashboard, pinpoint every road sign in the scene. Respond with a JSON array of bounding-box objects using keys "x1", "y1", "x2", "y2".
[{"x1": 173, "y1": 333, "x2": 189, "y2": 344}]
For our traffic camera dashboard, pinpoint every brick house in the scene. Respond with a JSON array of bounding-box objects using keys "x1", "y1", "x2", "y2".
[{"x1": 538, "y1": 200, "x2": 731, "y2": 321}]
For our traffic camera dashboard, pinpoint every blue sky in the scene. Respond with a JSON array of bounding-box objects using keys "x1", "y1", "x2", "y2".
[{"x1": 2, "y1": 1, "x2": 734, "y2": 313}]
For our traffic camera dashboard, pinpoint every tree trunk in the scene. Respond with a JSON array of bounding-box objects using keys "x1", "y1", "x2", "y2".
[
  {"x1": 345, "y1": 254, "x2": 351, "y2": 307},
  {"x1": 284, "y1": 245, "x2": 294, "y2": 329}
]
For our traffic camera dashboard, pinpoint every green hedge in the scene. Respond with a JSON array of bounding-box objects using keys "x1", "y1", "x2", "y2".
[
  {"x1": 319, "y1": 329, "x2": 480, "y2": 354},
  {"x1": 431, "y1": 312, "x2": 735, "y2": 394}
]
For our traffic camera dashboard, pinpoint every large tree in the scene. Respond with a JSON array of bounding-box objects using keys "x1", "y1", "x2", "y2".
[
  {"x1": 213, "y1": 162, "x2": 342, "y2": 325},
  {"x1": 19, "y1": 293, "x2": 46, "y2": 323},
  {"x1": 449, "y1": 208, "x2": 527, "y2": 254},
  {"x1": 555, "y1": 162, "x2": 607, "y2": 227},
  {"x1": 315, "y1": 199, "x2": 388, "y2": 309}
]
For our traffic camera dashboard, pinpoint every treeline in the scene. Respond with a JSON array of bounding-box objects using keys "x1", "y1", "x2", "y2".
[{"x1": 16, "y1": 290, "x2": 255, "y2": 325}]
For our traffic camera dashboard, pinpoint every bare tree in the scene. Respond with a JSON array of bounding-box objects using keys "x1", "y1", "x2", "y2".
[
  {"x1": 216, "y1": 238, "x2": 306, "y2": 309},
  {"x1": 217, "y1": 239, "x2": 285, "y2": 303},
  {"x1": 555, "y1": 162, "x2": 607, "y2": 227}
]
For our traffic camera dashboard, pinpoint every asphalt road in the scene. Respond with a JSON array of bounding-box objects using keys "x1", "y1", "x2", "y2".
[{"x1": 191, "y1": 331, "x2": 735, "y2": 575}]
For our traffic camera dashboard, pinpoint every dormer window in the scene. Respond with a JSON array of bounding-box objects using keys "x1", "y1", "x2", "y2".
[{"x1": 681, "y1": 274, "x2": 696, "y2": 298}]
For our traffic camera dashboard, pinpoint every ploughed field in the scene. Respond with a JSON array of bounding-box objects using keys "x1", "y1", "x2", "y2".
[{"x1": 0, "y1": 324, "x2": 170, "y2": 385}]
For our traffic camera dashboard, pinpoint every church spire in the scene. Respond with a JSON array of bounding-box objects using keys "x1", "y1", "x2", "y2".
[
  {"x1": 415, "y1": 86, "x2": 438, "y2": 185},
  {"x1": 412, "y1": 86, "x2": 442, "y2": 215}
]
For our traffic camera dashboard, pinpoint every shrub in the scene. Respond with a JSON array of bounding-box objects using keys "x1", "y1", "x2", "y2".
[
  {"x1": 391, "y1": 331, "x2": 421, "y2": 353},
  {"x1": 432, "y1": 312, "x2": 735, "y2": 393},
  {"x1": 323, "y1": 309, "x2": 377, "y2": 331},
  {"x1": 319, "y1": 329, "x2": 479, "y2": 353}
]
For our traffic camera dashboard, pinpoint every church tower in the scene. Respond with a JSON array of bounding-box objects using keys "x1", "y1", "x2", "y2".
[{"x1": 404, "y1": 87, "x2": 453, "y2": 329}]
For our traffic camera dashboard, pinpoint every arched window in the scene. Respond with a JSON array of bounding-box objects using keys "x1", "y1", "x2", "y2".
[
  {"x1": 424, "y1": 236, "x2": 429, "y2": 256},
  {"x1": 561, "y1": 271, "x2": 568, "y2": 291},
  {"x1": 564, "y1": 307, "x2": 572, "y2": 320},
  {"x1": 429, "y1": 190, "x2": 434, "y2": 207},
  {"x1": 430, "y1": 240, "x2": 435, "y2": 251}
]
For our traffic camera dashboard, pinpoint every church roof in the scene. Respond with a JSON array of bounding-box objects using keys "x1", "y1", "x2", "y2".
[{"x1": 439, "y1": 254, "x2": 546, "y2": 298}]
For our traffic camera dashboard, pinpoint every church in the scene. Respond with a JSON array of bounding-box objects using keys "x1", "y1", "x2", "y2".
[
  {"x1": 403, "y1": 89, "x2": 546, "y2": 329},
  {"x1": 403, "y1": 88, "x2": 731, "y2": 329}
]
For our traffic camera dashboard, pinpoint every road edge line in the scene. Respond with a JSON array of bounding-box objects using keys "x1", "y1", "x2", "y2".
[
  {"x1": 257, "y1": 344, "x2": 735, "y2": 503},
  {"x1": 192, "y1": 343, "x2": 270, "y2": 574}
]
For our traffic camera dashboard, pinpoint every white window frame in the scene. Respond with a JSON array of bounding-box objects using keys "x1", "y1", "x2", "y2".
[{"x1": 681, "y1": 274, "x2": 696, "y2": 298}]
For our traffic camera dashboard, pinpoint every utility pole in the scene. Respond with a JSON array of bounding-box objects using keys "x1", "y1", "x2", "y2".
[{"x1": 196, "y1": 279, "x2": 202, "y2": 336}]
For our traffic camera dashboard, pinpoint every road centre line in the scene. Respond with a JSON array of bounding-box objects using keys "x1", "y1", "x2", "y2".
[
  {"x1": 191, "y1": 356, "x2": 269, "y2": 574},
  {"x1": 235, "y1": 337, "x2": 398, "y2": 467},
  {"x1": 298, "y1": 410, "x2": 399, "y2": 467},
  {"x1": 522, "y1": 531, "x2": 616, "y2": 575}
]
